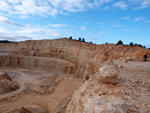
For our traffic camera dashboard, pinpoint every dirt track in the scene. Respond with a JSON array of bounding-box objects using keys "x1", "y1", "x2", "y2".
[{"x1": 0, "y1": 68, "x2": 83, "y2": 113}]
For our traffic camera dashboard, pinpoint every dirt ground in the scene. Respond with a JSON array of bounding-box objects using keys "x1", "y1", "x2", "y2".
[
  {"x1": 0, "y1": 67, "x2": 83, "y2": 113},
  {"x1": 0, "y1": 60, "x2": 150, "y2": 113},
  {"x1": 118, "y1": 61, "x2": 150, "y2": 112}
]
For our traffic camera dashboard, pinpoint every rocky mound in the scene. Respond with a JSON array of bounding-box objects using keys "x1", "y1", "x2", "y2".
[
  {"x1": 66, "y1": 59, "x2": 150, "y2": 113},
  {"x1": 0, "y1": 71, "x2": 19, "y2": 94}
]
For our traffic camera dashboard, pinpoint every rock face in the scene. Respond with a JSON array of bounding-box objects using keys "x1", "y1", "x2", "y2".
[
  {"x1": 0, "y1": 38, "x2": 149, "y2": 78},
  {"x1": 0, "y1": 71, "x2": 19, "y2": 94},
  {"x1": 0, "y1": 39, "x2": 150, "y2": 113},
  {"x1": 84, "y1": 95, "x2": 127, "y2": 113},
  {"x1": 0, "y1": 71, "x2": 12, "y2": 81},
  {"x1": 66, "y1": 58, "x2": 150, "y2": 113},
  {"x1": 66, "y1": 66, "x2": 127, "y2": 113},
  {"x1": 99, "y1": 65, "x2": 118, "y2": 84}
]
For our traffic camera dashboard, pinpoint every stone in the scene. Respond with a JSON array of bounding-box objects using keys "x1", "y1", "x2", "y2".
[
  {"x1": 99, "y1": 65, "x2": 119, "y2": 84},
  {"x1": 84, "y1": 95, "x2": 127, "y2": 113}
]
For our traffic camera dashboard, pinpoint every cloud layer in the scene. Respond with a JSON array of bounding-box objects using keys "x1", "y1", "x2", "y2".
[
  {"x1": 0, "y1": 0, "x2": 149, "y2": 18},
  {"x1": 0, "y1": 0, "x2": 150, "y2": 42},
  {"x1": 0, "y1": 15, "x2": 62, "y2": 41},
  {"x1": 0, "y1": 0, "x2": 113, "y2": 18}
]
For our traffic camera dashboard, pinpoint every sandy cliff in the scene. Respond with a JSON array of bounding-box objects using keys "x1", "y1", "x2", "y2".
[{"x1": 0, "y1": 38, "x2": 149, "y2": 78}]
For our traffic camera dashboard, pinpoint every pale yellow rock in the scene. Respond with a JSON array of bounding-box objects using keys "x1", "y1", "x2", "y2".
[
  {"x1": 84, "y1": 95, "x2": 127, "y2": 113},
  {"x1": 99, "y1": 65, "x2": 119, "y2": 84}
]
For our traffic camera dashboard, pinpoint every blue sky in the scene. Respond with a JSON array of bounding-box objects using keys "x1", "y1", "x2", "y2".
[{"x1": 0, "y1": 0, "x2": 150, "y2": 47}]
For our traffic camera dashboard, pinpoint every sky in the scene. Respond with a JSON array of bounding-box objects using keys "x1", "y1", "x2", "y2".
[{"x1": 0, "y1": 0, "x2": 150, "y2": 47}]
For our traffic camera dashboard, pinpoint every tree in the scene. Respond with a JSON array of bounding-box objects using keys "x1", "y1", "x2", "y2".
[
  {"x1": 82, "y1": 38, "x2": 85, "y2": 42},
  {"x1": 78, "y1": 37, "x2": 81, "y2": 41},
  {"x1": 69, "y1": 36, "x2": 72, "y2": 39},
  {"x1": 0, "y1": 40, "x2": 11, "y2": 43},
  {"x1": 129, "y1": 42, "x2": 133, "y2": 46},
  {"x1": 117, "y1": 40, "x2": 123, "y2": 45}
]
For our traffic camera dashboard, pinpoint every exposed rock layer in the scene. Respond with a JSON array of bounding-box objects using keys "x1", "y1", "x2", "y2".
[{"x1": 0, "y1": 38, "x2": 149, "y2": 78}]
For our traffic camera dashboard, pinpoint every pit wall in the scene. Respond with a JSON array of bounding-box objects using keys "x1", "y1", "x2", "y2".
[{"x1": 0, "y1": 39, "x2": 149, "y2": 78}]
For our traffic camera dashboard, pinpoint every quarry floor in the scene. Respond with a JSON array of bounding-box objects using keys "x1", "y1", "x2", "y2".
[
  {"x1": 0, "y1": 67, "x2": 83, "y2": 113},
  {"x1": 0, "y1": 61, "x2": 150, "y2": 112}
]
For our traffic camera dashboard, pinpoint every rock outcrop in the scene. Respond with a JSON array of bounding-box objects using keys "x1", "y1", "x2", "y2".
[
  {"x1": 83, "y1": 95, "x2": 127, "y2": 113},
  {"x1": 99, "y1": 65, "x2": 118, "y2": 84},
  {"x1": 0, "y1": 39, "x2": 150, "y2": 113},
  {"x1": 0, "y1": 38, "x2": 149, "y2": 78},
  {"x1": 66, "y1": 64, "x2": 126, "y2": 113},
  {"x1": 0, "y1": 71, "x2": 19, "y2": 94},
  {"x1": 66, "y1": 58, "x2": 150, "y2": 113}
]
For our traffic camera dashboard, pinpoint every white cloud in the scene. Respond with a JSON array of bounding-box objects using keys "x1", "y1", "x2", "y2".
[
  {"x1": 0, "y1": 0, "x2": 113, "y2": 18},
  {"x1": 0, "y1": 26, "x2": 61, "y2": 41},
  {"x1": 122, "y1": 16, "x2": 130, "y2": 19},
  {"x1": 113, "y1": 1, "x2": 128, "y2": 10},
  {"x1": 145, "y1": 20, "x2": 150, "y2": 23},
  {"x1": 48, "y1": 24, "x2": 67, "y2": 27},
  {"x1": 99, "y1": 26, "x2": 106, "y2": 29},
  {"x1": 103, "y1": 6, "x2": 109, "y2": 10},
  {"x1": 99, "y1": 22, "x2": 105, "y2": 25},
  {"x1": 0, "y1": 0, "x2": 54, "y2": 18},
  {"x1": 129, "y1": 0, "x2": 150, "y2": 9},
  {"x1": 80, "y1": 26, "x2": 86, "y2": 31},
  {"x1": 0, "y1": 16, "x2": 62, "y2": 41},
  {"x1": 144, "y1": 44, "x2": 150, "y2": 48},
  {"x1": 94, "y1": 0, "x2": 113, "y2": 7},
  {"x1": 98, "y1": 31, "x2": 110, "y2": 36},
  {"x1": 112, "y1": 24, "x2": 123, "y2": 27},
  {"x1": 119, "y1": 29, "x2": 135, "y2": 32},
  {"x1": 111, "y1": 21, "x2": 120, "y2": 24},
  {"x1": 0, "y1": 15, "x2": 24, "y2": 28},
  {"x1": 134, "y1": 16, "x2": 144, "y2": 21}
]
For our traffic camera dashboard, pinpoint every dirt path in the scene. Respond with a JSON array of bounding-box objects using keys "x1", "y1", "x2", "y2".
[{"x1": 0, "y1": 77, "x2": 83, "y2": 112}]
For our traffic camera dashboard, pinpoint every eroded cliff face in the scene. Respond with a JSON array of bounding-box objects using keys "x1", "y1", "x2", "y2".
[
  {"x1": 0, "y1": 39, "x2": 150, "y2": 113},
  {"x1": 0, "y1": 38, "x2": 149, "y2": 78},
  {"x1": 66, "y1": 59, "x2": 150, "y2": 113}
]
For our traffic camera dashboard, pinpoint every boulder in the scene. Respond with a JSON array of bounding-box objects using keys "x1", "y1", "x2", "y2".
[
  {"x1": 0, "y1": 71, "x2": 12, "y2": 81},
  {"x1": 84, "y1": 95, "x2": 127, "y2": 113},
  {"x1": 0, "y1": 71, "x2": 19, "y2": 94},
  {"x1": 99, "y1": 65, "x2": 118, "y2": 84}
]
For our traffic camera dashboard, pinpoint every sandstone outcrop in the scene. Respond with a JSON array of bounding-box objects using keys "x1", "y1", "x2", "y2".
[
  {"x1": 99, "y1": 65, "x2": 118, "y2": 84},
  {"x1": 84, "y1": 95, "x2": 127, "y2": 113},
  {"x1": 66, "y1": 67, "x2": 127, "y2": 113},
  {"x1": 0, "y1": 38, "x2": 149, "y2": 78},
  {"x1": 66, "y1": 59, "x2": 150, "y2": 113},
  {"x1": 0, "y1": 71, "x2": 19, "y2": 94}
]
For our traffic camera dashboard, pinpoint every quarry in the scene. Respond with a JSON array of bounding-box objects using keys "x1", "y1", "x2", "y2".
[{"x1": 0, "y1": 38, "x2": 150, "y2": 113}]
